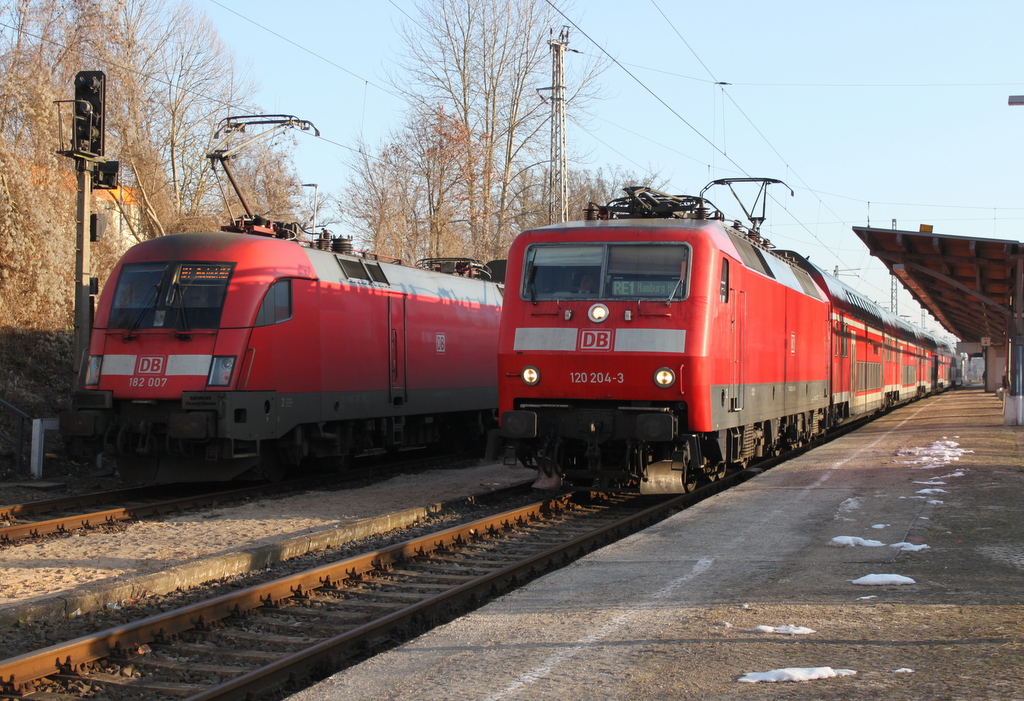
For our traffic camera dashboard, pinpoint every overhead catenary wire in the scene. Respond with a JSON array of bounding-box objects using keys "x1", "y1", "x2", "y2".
[
  {"x1": 551, "y1": 0, "x2": 956, "y2": 327},
  {"x1": 8, "y1": 1, "x2": 1019, "y2": 247},
  {"x1": 543, "y1": 0, "x2": 752, "y2": 181}
]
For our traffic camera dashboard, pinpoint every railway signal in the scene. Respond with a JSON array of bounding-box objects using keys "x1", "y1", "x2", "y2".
[
  {"x1": 57, "y1": 70, "x2": 120, "y2": 389},
  {"x1": 73, "y1": 70, "x2": 105, "y2": 157}
]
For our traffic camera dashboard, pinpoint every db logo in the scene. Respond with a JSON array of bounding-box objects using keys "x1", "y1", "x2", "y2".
[
  {"x1": 579, "y1": 330, "x2": 613, "y2": 351},
  {"x1": 435, "y1": 333, "x2": 446, "y2": 353},
  {"x1": 137, "y1": 356, "x2": 166, "y2": 374}
]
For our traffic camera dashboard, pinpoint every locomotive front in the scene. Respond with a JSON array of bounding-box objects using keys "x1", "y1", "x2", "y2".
[
  {"x1": 498, "y1": 218, "x2": 727, "y2": 492},
  {"x1": 60, "y1": 232, "x2": 314, "y2": 481}
]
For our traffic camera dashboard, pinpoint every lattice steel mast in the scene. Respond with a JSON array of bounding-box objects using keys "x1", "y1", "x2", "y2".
[{"x1": 547, "y1": 28, "x2": 569, "y2": 224}]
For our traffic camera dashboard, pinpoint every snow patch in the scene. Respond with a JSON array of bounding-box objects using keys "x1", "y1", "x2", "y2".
[
  {"x1": 897, "y1": 440, "x2": 972, "y2": 470},
  {"x1": 851, "y1": 574, "x2": 916, "y2": 585},
  {"x1": 751, "y1": 625, "x2": 816, "y2": 635},
  {"x1": 890, "y1": 542, "x2": 931, "y2": 552},
  {"x1": 837, "y1": 497, "x2": 863, "y2": 512},
  {"x1": 830, "y1": 536, "x2": 885, "y2": 548},
  {"x1": 738, "y1": 667, "x2": 856, "y2": 683}
]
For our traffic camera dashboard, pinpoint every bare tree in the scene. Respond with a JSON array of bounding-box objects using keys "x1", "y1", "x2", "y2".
[
  {"x1": 0, "y1": 0, "x2": 304, "y2": 330},
  {"x1": 344, "y1": 103, "x2": 480, "y2": 263},
  {"x1": 343, "y1": 133, "x2": 428, "y2": 263},
  {"x1": 390, "y1": 0, "x2": 604, "y2": 260},
  {"x1": 343, "y1": 0, "x2": 605, "y2": 262},
  {"x1": 0, "y1": 0, "x2": 85, "y2": 328},
  {"x1": 105, "y1": 0, "x2": 299, "y2": 237}
]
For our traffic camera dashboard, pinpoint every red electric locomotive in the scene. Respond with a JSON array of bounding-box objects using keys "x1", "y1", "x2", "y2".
[
  {"x1": 60, "y1": 229, "x2": 503, "y2": 482},
  {"x1": 498, "y1": 181, "x2": 957, "y2": 493}
]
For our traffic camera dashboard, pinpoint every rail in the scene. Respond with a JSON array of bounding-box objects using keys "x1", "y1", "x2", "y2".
[
  {"x1": 0, "y1": 487, "x2": 736, "y2": 699},
  {"x1": 0, "y1": 396, "x2": 30, "y2": 474}
]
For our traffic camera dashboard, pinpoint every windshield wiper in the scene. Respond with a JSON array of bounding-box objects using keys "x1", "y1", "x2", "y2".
[
  {"x1": 123, "y1": 284, "x2": 161, "y2": 340},
  {"x1": 526, "y1": 264, "x2": 538, "y2": 305},
  {"x1": 171, "y1": 282, "x2": 192, "y2": 340},
  {"x1": 665, "y1": 278, "x2": 683, "y2": 306}
]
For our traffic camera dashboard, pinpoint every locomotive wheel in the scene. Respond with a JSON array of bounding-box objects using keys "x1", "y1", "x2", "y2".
[
  {"x1": 251, "y1": 448, "x2": 288, "y2": 483},
  {"x1": 532, "y1": 456, "x2": 563, "y2": 490},
  {"x1": 701, "y1": 460, "x2": 727, "y2": 482}
]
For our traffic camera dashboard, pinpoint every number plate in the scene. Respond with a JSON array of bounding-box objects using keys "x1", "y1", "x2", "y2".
[{"x1": 569, "y1": 372, "x2": 625, "y2": 384}]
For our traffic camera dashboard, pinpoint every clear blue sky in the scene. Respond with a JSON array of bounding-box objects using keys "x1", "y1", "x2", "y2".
[{"x1": 204, "y1": 0, "x2": 1024, "y2": 340}]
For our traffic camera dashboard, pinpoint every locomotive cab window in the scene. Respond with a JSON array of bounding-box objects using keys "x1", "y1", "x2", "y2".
[
  {"x1": 524, "y1": 245, "x2": 603, "y2": 298},
  {"x1": 522, "y1": 243, "x2": 690, "y2": 301},
  {"x1": 108, "y1": 261, "x2": 234, "y2": 330},
  {"x1": 720, "y1": 259, "x2": 729, "y2": 302},
  {"x1": 606, "y1": 245, "x2": 689, "y2": 299},
  {"x1": 255, "y1": 279, "x2": 292, "y2": 326}
]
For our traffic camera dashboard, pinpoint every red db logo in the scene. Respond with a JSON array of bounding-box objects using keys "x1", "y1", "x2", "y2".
[
  {"x1": 579, "y1": 330, "x2": 613, "y2": 351},
  {"x1": 137, "y1": 356, "x2": 165, "y2": 374}
]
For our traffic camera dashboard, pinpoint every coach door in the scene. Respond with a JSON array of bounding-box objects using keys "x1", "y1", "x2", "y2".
[
  {"x1": 849, "y1": 327, "x2": 859, "y2": 413},
  {"x1": 388, "y1": 296, "x2": 407, "y2": 403}
]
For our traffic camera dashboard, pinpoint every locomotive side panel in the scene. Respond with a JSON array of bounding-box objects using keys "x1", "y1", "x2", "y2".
[
  {"x1": 402, "y1": 288, "x2": 500, "y2": 403},
  {"x1": 315, "y1": 281, "x2": 392, "y2": 405},
  {"x1": 708, "y1": 257, "x2": 784, "y2": 430},
  {"x1": 705, "y1": 248, "x2": 830, "y2": 432}
]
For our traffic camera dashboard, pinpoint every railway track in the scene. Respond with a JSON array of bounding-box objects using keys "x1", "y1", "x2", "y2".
[
  {"x1": 0, "y1": 482, "x2": 293, "y2": 545},
  {"x1": 0, "y1": 469, "x2": 748, "y2": 701},
  {"x1": 0, "y1": 452, "x2": 477, "y2": 546}
]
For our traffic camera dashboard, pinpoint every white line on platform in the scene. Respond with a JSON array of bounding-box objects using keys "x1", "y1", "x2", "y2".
[{"x1": 483, "y1": 557, "x2": 716, "y2": 701}]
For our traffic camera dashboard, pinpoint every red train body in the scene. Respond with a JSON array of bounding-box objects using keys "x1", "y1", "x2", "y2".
[
  {"x1": 498, "y1": 188, "x2": 957, "y2": 493},
  {"x1": 60, "y1": 232, "x2": 503, "y2": 482}
]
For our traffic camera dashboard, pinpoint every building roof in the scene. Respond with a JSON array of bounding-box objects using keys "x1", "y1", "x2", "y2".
[{"x1": 852, "y1": 226, "x2": 1020, "y2": 345}]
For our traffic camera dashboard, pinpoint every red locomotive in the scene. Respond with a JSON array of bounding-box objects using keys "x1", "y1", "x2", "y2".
[
  {"x1": 60, "y1": 230, "x2": 503, "y2": 482},
  {"x1": 498, "y1": 181, "x2": 958, "y2": 493}
]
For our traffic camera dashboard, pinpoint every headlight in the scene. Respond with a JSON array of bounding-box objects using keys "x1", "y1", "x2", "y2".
[
  {"x1": 654, "y1": 367, "x2": 676, "y2": 387},
  {"x1": 208, "y1": 356, "x2": 236, "y2": 387},
  {"x1": 521, "y1": 366, "x2": 540, "y2": 385},
  {"x1": 588, "y1": 303, "x2": 609, "y2": 323},
  {"x1": 85, "y1": 356, "x2": 103, "y2": 386}
]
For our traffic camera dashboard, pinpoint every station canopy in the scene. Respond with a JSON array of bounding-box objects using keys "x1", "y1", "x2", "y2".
[{"x1": 852, "y1": 226, "x2": 1021, "y2": 345}]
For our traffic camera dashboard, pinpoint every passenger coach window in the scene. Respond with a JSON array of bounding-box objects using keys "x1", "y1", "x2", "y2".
[{"x1": 522, "y1": 244, "x2": 690, "y2": 301}]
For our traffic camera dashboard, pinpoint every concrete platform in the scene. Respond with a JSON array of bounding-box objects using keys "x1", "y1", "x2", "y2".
[{"x1": 291, "y1": 388, "x2": 1024, "y2": 701}]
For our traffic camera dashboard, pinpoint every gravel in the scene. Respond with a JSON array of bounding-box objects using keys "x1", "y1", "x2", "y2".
[{"x1": 0, "y1": 461, "x2": 536, "y2": 657}]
